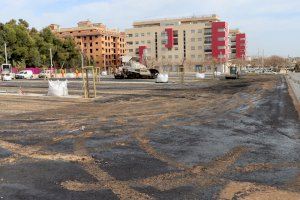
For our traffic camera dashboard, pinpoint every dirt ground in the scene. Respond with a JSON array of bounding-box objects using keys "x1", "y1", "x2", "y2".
[{"x1": 0, "y1": 75, "x2": 299, "y2": 200}]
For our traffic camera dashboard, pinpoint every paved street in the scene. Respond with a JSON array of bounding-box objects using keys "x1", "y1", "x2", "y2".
[{"x1": 0, "y1": 75, "x2": 299, "y2": 199}]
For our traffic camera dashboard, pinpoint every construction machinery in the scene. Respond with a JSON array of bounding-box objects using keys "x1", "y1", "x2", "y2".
[
  {"x1": 114, "y1": 56, "x2": 159, "y2": 79},
  {"x1": 1, "y1": 64, "x2": 15, "y2": 81},
  {"x1": 225, "y1": 66, "x2": 240, "y2": 79}
]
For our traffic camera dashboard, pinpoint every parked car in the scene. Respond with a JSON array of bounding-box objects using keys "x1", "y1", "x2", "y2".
[
  {"x1": 15, "y1": 70, "x2": 33, "y2": 79},
  {"x1": 38, "y1": 70, "x2": 52, "y2": 79},
  {"x1": 263, "y1": 70, "x2": 276, "y2": 74}
]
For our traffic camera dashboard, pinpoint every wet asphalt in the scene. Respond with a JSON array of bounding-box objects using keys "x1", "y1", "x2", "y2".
[{"x1": 0, "y1": 75, "x2": 299, "y2": 200}]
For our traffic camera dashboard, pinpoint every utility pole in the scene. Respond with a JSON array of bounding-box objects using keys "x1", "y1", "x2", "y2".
[
  {"x1": 81, "y1": 52, "x2": 84, "y2": 68},
  {"x1": 4, "y1": 43, "x2": 8, "y2": 64},
  {"x1": 50, "y1": 48, "x2": 53, "y2": 78},
  {"x1": 104, "y1": 54, "x2": 106, "y2": 72},
  {"x1": 262, "y1": 49, "x2": 265, "y2": 67}
]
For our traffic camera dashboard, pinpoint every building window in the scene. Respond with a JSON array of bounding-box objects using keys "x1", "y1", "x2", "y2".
[
  {"x1": 191, "y1": 30, "x2": 196, "y2": 34},
  {"x1": 175, "y1": 55, "x2": 179, "y2": 59},
  {"x1": 173, "y1": 30, "x2": 178, "y2": 37},
  {"x1": 135, "y1": 41, "x2": 139, "y2": 45},
  {"x1": 198, "y1": 29, "x2": 202, "y2": 33},
  {"x1": 191, "y1": 46, "x2": 195, "y2": 50},
  {"x1": 174, "y1": 38, "x2": 178, "y2": 45},
  {"x1": 127, "y1": 34, "x2": 133, "y2": 37},
  {"x1": 198, "y1": 38, "x2": 202, "y2": 41},
  {"x1": 191, "y1": 38, "x2": 195, "y2": 42},
  {"x1": 198, "y1": 46, "x2": 202, "y2": 50},
  {"x1": 191, "y1": 55, "x2": 195, "y2": 58},
  {"x1": 135, "y1": 33, "x2": 139, "y2": 37},
  {"x1": 141, "y1": 33, "x2": 145, "y2": 36},
  {"x1": 90, "y1": 43, "x2": 93, "y2": 47},
  {"x1": 141, "y1": 41, "x2": 145, "y2": 44},
  {"x1": 90, "y1": 49, "x2": 93, "y2": 53},
  {"x1": 147, "y1": 32, "x2": 151, "y2": 36},
  {"x1": 147, "y1": 40, "x2": 151, "y2": 44},
  {"x1": 168, "y1": 55, "x2": 172, "y2": 59}
]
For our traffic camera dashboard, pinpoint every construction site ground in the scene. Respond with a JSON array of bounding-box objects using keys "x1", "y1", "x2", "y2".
[{"x1": 0, "y1": 75, "x2": 299, "y2": 200}]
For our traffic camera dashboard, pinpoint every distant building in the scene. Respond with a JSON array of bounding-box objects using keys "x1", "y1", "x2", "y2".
[
  {"x1": 125, "y1": 15, "x2": 246, "y2": 70},
  {"x1": 229, "y1": 29, "x2": 247, "y2": 60},
  {"x1": 49, "y1": 21, "x2": 126, "y2": 72}
]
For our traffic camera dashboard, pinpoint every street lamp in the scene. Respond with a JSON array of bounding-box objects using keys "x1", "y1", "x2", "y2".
[
  {"x1": 49, "y1": 48, "x2": 53, "y2": 78},
  {"x1": 4, "y1": 43, "x2": 8, "y2": 64}
]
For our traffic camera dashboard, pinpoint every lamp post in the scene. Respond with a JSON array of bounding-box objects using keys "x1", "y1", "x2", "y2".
[
  {"x1": 4, "y1": 43, "x2": 8, "y2": 64},
  {"x1": 49, "y1": 48, "x2": 53, "y2": 78}
]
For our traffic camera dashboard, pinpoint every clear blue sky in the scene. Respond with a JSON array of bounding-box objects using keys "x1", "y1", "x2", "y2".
[{"x1": 1, "y1": 0, "x2": 299, "y2": 57}]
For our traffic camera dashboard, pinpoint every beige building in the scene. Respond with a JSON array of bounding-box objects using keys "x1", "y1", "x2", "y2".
[
  {"x1": 125, "y1": 15, "x2": 246, "y2": 72},
  {"x1": 125, "y1": 15, "x2": 223, "y2": 71},
  {"x1": 49, "y1": 21, "x2": 126, "y2": 71}
]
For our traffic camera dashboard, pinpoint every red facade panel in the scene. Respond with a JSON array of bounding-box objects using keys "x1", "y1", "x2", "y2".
[
  {"x1": 236, "y1": 33, "x2": 246, "y2": 59},
  {"x1": 165, "y1": 28, "x2": 174, "y2": 49},
  {"x1": 212, "y1": 22, "x2": 229, "y2": 63},
  {"x1": 139, "y1": 46, "x2": 147, "y2": 63}
]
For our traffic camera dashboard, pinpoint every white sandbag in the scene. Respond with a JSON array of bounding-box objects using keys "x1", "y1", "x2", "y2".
[
  {"x1": 156, "y1": 74, "x2": 169, "y2": 83},
  {"x1": 196, "y1": 73, "x2": 205, "y2": 79},
  {"x1": 48, "y1": 80, "x2": 69, "y2": 97},
  {"x1": 101, "y1": 71, "x2": 108, "y2": 76}
]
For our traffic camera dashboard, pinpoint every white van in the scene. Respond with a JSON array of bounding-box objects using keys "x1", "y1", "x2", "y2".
[{"x1": 15, "y1": 70, "x2": 33, "y2": 79}]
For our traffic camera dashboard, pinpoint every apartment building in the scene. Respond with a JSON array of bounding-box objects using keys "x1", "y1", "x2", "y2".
[
  {"x1": 125, "y1": 15, "x2": 246, "y2": 70},
  {"x1": 229, "y1": 29, "x2": 247, "y2": 60},
  {"x1": 49, "y1": 21, "x2": 126, "y2": 71}
]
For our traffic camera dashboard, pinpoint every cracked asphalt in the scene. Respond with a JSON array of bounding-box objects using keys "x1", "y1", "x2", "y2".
[{"x1": 0, "y1": 75, "x2": 299, "y2": 200}]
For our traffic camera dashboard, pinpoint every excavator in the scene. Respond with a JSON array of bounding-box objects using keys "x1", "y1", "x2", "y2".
[
  {"x1": 225, "y1": 66, "x2": 240, "y2": 79},
  {"x1": 114, "y1": 56, "x2": 159, "y2": 79}
]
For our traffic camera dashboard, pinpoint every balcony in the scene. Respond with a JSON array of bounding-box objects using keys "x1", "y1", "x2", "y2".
[
  {"x1": 204, "y1": 32, "x2": 212, "y2": 36},
  {"x1": 204, "y1": 28, "x2": 212, "y2": 36}
]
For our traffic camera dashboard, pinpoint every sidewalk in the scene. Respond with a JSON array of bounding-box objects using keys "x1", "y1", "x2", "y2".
[{"x1": 287, "y1": 72, "x2": 300, "y2": 102}]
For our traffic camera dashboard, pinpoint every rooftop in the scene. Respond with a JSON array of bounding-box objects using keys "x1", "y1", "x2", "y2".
[
  {"x1": 49, "y1": 20, "x2": 122, "y2": 35},
  {"x1": 133, "y1": 14, "x2": 220, "y2": 28}
]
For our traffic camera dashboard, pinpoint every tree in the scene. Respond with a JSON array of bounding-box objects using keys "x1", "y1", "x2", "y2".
[
  {"x1": 264, "y1": 56, "x2": 285, "y2": 71},
  {"x1": 0, "y1": 20, "x2": 81, "y2": 68}
]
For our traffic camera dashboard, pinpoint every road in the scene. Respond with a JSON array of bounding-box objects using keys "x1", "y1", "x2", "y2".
[{"x1": 0, "y1": 75, "x2": 299, "y2": 199}]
